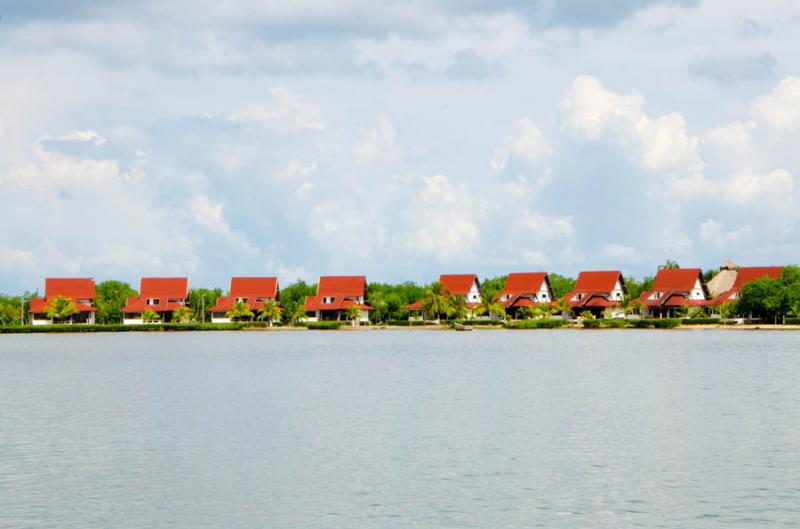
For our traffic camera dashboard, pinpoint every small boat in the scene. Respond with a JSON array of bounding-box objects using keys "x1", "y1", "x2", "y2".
[{"x1": 453, "y1": 323, "x2": 474, "y2": 331}]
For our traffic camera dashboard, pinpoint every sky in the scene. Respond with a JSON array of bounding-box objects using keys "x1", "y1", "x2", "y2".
[{"x1": 1, "y1": 0, "x2": 799, "y2": 292}]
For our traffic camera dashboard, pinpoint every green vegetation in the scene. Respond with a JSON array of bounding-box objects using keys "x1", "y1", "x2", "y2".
[
  {"x1": 0, "y1": 323, "x2": 245, "y2": 334},
  {"x1": 188, "y1": 288, "x2": 223, "y2": 323},
  {"x1": 278, "y1": 280, "x2": 317, "y2": 325},
  {"x1": 345, "y1": 304, "x2": 361, "y2": 327},
  {"x1": 171, "y1": 306, "x2": 193, "y2": 323},
  {"x1": 303, "y1": 321, "x2": 342, "y2": 330},
  {"x1": 548, "y1": 274, "x2": 576, "y2": 299},
  {"x1": 141, "y1": 309, "x2": 160, "y2": 323},
  {"x1": 0, "y1": 295, "x2": 24, "y2": 326},
  {"x1": 227, "y1": 300, "x2": 254, "y2": 322},
  {"x1": 257, "y1": 300, "x2": 281, "y2": 327},
  {"x1": 45, "y1": 295, "x2": 79, "y2": 323},
  {"x1": 736, "y1": 266, "x2": 800, "y2": 323},
  {"x1": 652, "y1": 318, "x2": 680, "y2": 329},
  {"x1": 366, "y1": 281, "x2": 425, "y2": 324},
  {"x1": 95, "y1": 280, "x2": 137, "y2": 323},
  {"x1": 504, "y1": 319, "x2": 565, "y2": 329}
]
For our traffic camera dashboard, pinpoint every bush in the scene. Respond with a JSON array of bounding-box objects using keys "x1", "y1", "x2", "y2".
[
  {"x1": 785, "y1": 318, "x2": 800, "y2": 325},
  {"x1": 652, "y1": 318, "x2": 680, "y2": 329},
  {"x1": 386, "y1": 320, "x2": 426, "y2": 326},
  {"x1": 304, "y1": 321, "x2": 342, "y2": 330},
  {"x1": 603, "y1": 319, "x2": 626, "y2": 328},
  {"x1": 582, "y1": 319, "x2": 602, "y2": 329},
  {"x1": 505, "y1": 319, "x2": 565, "y2": 329},
  {"x1": 456, "y1": 319, "x2": 504, "y2": 326},
  {"x1": 0, "y1": 322, "x2": 246, "y2": 334},
  {"x1": 629, "y1": 319, "x2": 653, "y2": 328},
  {"x1": 680, "y1": 318, "x2": 719, "y2": 325}
]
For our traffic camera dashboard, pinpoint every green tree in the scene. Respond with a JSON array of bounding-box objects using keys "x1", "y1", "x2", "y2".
[
  {"x1": 45, "y1": 295, "x2": 79, "y2": 323},
  {"x1": 549, "y1": 274, "x2": 576, "y2": 299},
  {"x1": 95, "y1": 280, "x2": 137, "y2": 324},
  {"x1": 687, "y1": 306, "x2": 707, "y2": 319},
  {"x1": 141, "y1": 309, "x2": 160, "y2": 323},
  {"x1": 518, "y1": 305, "x2": 537, "y2": 320},
  {"x1": 474, "y1": 290, "x2": 505, "y2": 320},
  {"x1": 551, "y1": 297, "x2": 572, "y2": 319},
  {"x1": 675, "y1": 305, "x2": 690, "y2": 318},
  {"x1": 345, "y1": 304, "x2": 361, "y2": 327},
  {"x1": 290, "y1": 303, "x2": 307, "y2": 325},
  {"x1": 624, "y1": 276, "x2": 654, "y2": 300},
  {"x1": 737, "y1": 277, "x2": 788, "y2": 323},
  {"x1": 421, "y1": 281, "x2": 449, "y2": 321},
  {"x1": 279, "y1": 280, "x2": 317, "y2": 325},
  {"x1": 226, "y1": 300, "x2": 254, "y2": 322},
  {"x1": 0, "y1": 295, "x2": 23, "y2": 326},
  {"x1": 172, "y1": 306, "x2": 193, "y2": 323},
  {"x1": 188, "y1": 288, "x2": 223, "y2": 323},
  {"x1": 659, "y1": 260, "x2": 680, "y2": 270},
  {"x1": 479, "y1": 275, "x2": 506, "y2": 303},
  {"x1": 718, "y1": 302, "x2": 735, "y2": 320},
  {"x1": 258, "y1": 300, "x2": 281, "y2": 327},
  {"x1": 788, "y1": 301, "x2": 800, "y2": 319},
  {"x1": 446, "y1": 295, "x2": 468, "y2": 320},
  {"x1": 580, "y1": 310, "x2": 595, "y2": 320}
]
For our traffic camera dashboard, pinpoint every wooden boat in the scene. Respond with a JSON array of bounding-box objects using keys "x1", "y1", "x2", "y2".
[{"x1": 453, "y1": 323, "x2": 474, "y2": 331}]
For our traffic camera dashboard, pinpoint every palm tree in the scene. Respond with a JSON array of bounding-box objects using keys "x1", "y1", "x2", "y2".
[
  {"x1": 518, "y1": 305, "x2": 537, "y2": 320},
  {"x1": 141, "y1": 309, "x2": 160, "y2": 324},
  {"x1": 551, "y1": 297, "x2": 571, "y2": 319},
  {"x1": 290, "y1": 303, "x2": 307, "y2": 325},
  {"x1": 788, "y1": 301, "x2": 800, "y2": 319},
  {"x1": 447, "y1": 295, "x2": 468, "y2": 321},
  {"x1": 659, "y1": 260, "x2": 680, "y2": 270},
  {"x1": 718, "y1": 301, "x2": 735, "y2": 321},
  {"x1": 345, "y1": 304, "x2": 361, "y2": 327},
  {"x1": 172, "y1": 306, "x2": 193, "y2": 323},
  {"x1": 226, "y1": 300, "x2": 254, "y2": 322},
  {"x1": 580, "y1": 310, "x2": 595, "y2": 320},
  {"x1": 475, "y1": 296, "x2": 505, "y2": 321},
  {"x1": 258, "y1": 300, "x2": 281, "y2": 327},
  {"x1": 420, "y1": 281, "x2": 448, "y2": 322},
  {"x1": 675, "y1": 305, "x2": 690, "y2": 318},
  {"x1": 44, "y1": 295, "x2": 79, "y2": 323}
]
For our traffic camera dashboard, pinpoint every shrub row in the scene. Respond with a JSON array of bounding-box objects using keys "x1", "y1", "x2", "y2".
[
  {"x1": 456, "y1": 319, "x2": 504, "y2": 326},
  {"x1": 0, "y1": 323, "x2": 245, "y2": 334},
  {"x1": 303, "y1": 321, "x2": 342, "y2": 330},
  {"x1": 680, "y1": 318, "x2": 720, "y2": 325},
  {"x1": 385, "y1": 320, "x2": 426, "y2": 326},
  {"x1": 504, "y1": 319, "x2": 565, "y2": 329},
  {"x1": 786, "y1": 318, "x2": 800, "y2": 325}
]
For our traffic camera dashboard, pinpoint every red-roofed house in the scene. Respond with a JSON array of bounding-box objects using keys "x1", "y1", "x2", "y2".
[
  {"x1": 405, "y1": 274, "x2": 483, "y2": 319},
  {"x1": 564, "y1": 271, "x2": 626, "y2": 318},
  {"x1": 708, "y1": 266, "x2": 783, "y2": 310},
  {"x1": 303, "y1": 276, "x2": 372, "y2": 323},
  {"x1": 209, "y1": 277, "x2": 280, "y2": 323},
  {"x1": 29, "y1": 278, "x2": 97, "y2": 325},
  {"x1": 121, "y1": 277, "x2": 190, "y2": 324},
  {"x1": 497, "y1": 272, "x2": 553, "y2": 319},
  {"x1": 638, "y1": 268, "x2": 709, "y2": 318}
]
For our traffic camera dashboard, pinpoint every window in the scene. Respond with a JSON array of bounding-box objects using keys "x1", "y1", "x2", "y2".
[
  {"x1": 323, "y1": 296, "x2": 335, "y2": 304},
  {"x1": 146, "y1": 298, "x2": 160, "y2": 305},
  {"x1": 235, "y1": 297, "x2": 249, "y2": 304}
]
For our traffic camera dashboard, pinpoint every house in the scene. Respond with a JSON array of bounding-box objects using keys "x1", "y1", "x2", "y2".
[
  {"x1": 28, "y1": 278, "x2": 97, "y2": 325},
  {"x1": 638, "y1": 268, "x2": 709, "y2": 318},
  {"x1": 564, "y1": 271, "x2": 626, "y2": 318},
  {"x1": 708, "y1": 265, "x2": 783, "y2": 310},
  {"x1": 303, "y1": 276, "x2": 372, "y2": 323},
  {"x1": 209, "y1": 277, "x2": 280, "y2": 323},
  {"x1": 496, "y1": 272, "x2": 553, "y2": 319},
  {"x1": 406, "y1": 273, "x2": 483, "y2": 319},
  {"x1": 121, "y1": 277, "x2": 190, "y2": 324}
]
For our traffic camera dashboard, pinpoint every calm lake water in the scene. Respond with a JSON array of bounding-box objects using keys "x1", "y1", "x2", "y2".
[{"x1": 1, "y1": 330, "x2": 799, "y2": 528}]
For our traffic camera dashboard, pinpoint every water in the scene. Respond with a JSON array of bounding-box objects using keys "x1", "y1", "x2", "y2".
[{"x1": 1, "y1": 330, "x2": 799, "y2": 528}]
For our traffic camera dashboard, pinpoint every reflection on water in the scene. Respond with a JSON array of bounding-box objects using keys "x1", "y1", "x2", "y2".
[{"x1": 1, "y1": 330, "x2": 799, "y2": 528}]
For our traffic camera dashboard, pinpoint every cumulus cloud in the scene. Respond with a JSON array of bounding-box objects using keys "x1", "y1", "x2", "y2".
[
  {"x1": 188, "y1": 195, "x2": 258, "y2": 254},
  {"x1": 560, "y1": 75, "x2": 702, "y2": 174},
  {"x1": 752, "y1": 76, "x2": 800, "y2": 131},
  {"x1": 230, "y1": 87, "x2": 325, "y2": 131},
  {"x1": 699, "y1": 219, "x2": 751, "y2": 248},
  {"x1": 353, "y1": 116, "x2": 405, "y2": 166},
  {"x1": 491, "y1": 118, "x2": 551, "y2": 174}
]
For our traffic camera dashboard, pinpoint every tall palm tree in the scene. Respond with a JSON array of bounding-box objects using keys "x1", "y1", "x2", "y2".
[
  {"x1": 345, "y1": 304, "x2": 361, "y2": 327},
  {"x1": 787, "y1": 301, "x2": 800, "y2": 319},
  {"x1": 141, "y1": 309, "x2": 160, "y2": 324},
  {"x1": 718, "y1": 301, "x2": 735, "y2": 321},
  {"x1": 447, "y1": 295, "x2": 468, "y2": 321},
  {"x1": 226, "y1": 300, "x2": 254, "y2": 322},
  {"x1": 258, "y1": 300, "x2": 281, "y2": 327},
  {"x1": 44, "y1": 295, "x2": 79, "y2": 323},
  {"x1": 172, "y1": 306, "x2": 193, "y2": 323},
  {"x1": 290, "y1": 303, "x2": 307, "y2": 325},
  {"x1": 551, "y1": 297, "x2": 571, "y2": 319},
  {"x1": 475, "y1": 295, "x2": 505, "y2": 321},
  {"x1": 420, "y1": 281, "x2": 448, "y2": 322},
  {"x1": 518, "y1": 305, "x2": 537, "y2": 320}
]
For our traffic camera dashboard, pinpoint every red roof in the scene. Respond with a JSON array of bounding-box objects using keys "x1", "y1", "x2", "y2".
[
  {"x1": 709, "y1": 266, "x2": 783, "y2": 306},
  {"x1": 497, "y1": 272, "x2": 549, "y2": 307},
  {"x1": 573, "y1": 271, "x2": 622, "y2": 292},
  {"x1": 439, "y1": 274, "x2": 478, "y2": 296},
  {"x1": 122, "y1": 277, "x2": 190, "y2": 313},
  {"x1": 304, "y1": 276, "x2": 372, "y2": 311},
  {"x1": 639, "y1": 268, "x2": 709, "y2": 307},
  {"x1": 29, "y1": 278, "x2": 97, "y2": 314},
  {"x1": 563, "y1": 271, "x2": 623, "y2": 308},
  {"x1": 651, "y1": 268, "x2": 703, "y2": 292},
  {"x1": 139, "y1": 277, "x2": 189, "y2": 299},
  {"x1": 209, "y1": 277, "x2": 279, "y2": 312}
]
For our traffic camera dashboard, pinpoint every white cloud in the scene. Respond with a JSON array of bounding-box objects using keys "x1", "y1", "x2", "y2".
[
  {"x1": 281, "y1": 160, "x2": 319, "y2": 180},
  {"x1": 491, "y1": 118, "x2": 551, "y2": 174},
  {"x1": 353, "y1": 116, "x2": 405, "y2": 166},
  {"x1": 560, "y1": 75, "x2": 702, "y2": 174},
  {"x1": 188, "y1": 195, "x2": 258, "y2": 254},
  {"x1": 0, "y1": 248, "x2": 36, "y2": 271},
  {"x1": 230, "y1": 86, "x2": 325, "y2": 131},
  {"x1": 42, "y1": 129, "x2": 107, "y2": 146},
  {"x1": 752, "y1": 76, "x2": 800, "y2": 131},
  {"x1": 602, "y1": 243, "x2": 640, "y2": 263},
  {"x1": 699, "y1": 219, "x2": 752, "y2": 248},
  {"x1": 522, "y1": 250, "x2": 548, "y2": 266},
  {"x1": 521, "y1": 210, "x2": 574, "y2": 239}
]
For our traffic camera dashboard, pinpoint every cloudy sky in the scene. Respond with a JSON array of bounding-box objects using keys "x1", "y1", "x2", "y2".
[{"x1": 1, "y1": 0, "x2": 799, "y2": 292}]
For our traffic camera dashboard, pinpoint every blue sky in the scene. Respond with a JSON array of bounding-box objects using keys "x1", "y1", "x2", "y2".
[{"x1": 1, "y1": 0, "x2": 799, "y2": 292}]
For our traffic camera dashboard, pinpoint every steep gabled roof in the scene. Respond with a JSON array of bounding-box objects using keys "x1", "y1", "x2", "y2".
[
  {"x1": 439, "y1": 274, "x2": 478, "y2": 296},
  {"x1": 317, "y1": 276, "x2": 367, "y2": 297},
  {"x1": 573, "y1": 271, "x2": 622, "y2": 293},
  {"x1": 230, "y1": 277, "x2": 279, "y2": 299},
  {"x1": 733, "y1": 266, "x2": 782, "y2": 288},
  {"x1": 500, "y1": 272, "x2": 548, "y2": 295},
  {"x1": 651, "y1": 268, "x2": 703, "y2": 292},
  {"x1": 139, "y1": 278, "x2": 189, "y2": 299},
  {"x1": 45, "y1": 278, "x2": 96, "y2": 300}
]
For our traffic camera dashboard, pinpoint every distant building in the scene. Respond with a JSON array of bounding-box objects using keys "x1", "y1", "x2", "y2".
[
  {"x1": 406, "y1": 273, "x2": 482, "y2": 319},
  {"x1": 496, "y1": 272, "x2": 553, "y2": 319},
  {"x1": 29, "y1": 278, "x2": 97, "y2": 325},
  {"x1": 303, "y1": 276, "x2": 372, "y2": 323},
  {"x1": 564, "y1": 271, "x2": 626, "y2": 318},
  {"x1": 209, "y1": 277, "x2": 280, "y2": 323},
  {"x1": 708, "y1": 265, "x2": 783, "y2": 309},
  {"x1": 638, "y1": 268, "x2": 709, "y2": 318},
  {"x1": 121, "y1": 277, "x2": 190, "y2": 324}
]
